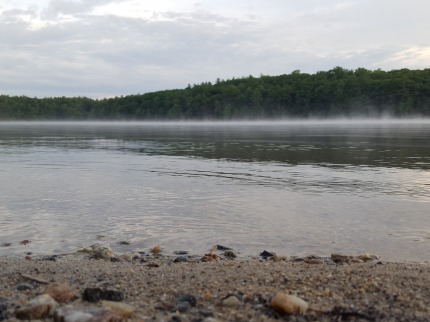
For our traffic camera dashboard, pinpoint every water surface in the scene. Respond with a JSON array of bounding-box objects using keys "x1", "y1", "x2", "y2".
[{"x1": 1, "y1": 120, "x2": 429, "y2": 262}]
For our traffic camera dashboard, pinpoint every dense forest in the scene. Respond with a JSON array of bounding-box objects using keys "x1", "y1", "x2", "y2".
[{"x1": 1, "y1": 67, "x2": 430, "y2": 120}]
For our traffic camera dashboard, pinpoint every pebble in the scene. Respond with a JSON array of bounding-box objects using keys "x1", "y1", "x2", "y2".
[
  {"x1": 45, "y1": 283, "x2": 77, "y2": 303},
  {"x1": 260, "y1": 250, "x2": 276, "y2": 259},
  {"x1": 201, "y1": 253, "x2": 218, "y2": 262},
  {"x1": 176, "y1": 294, "x2": 197, "y2": 307},
  {"x1": 101, "y1": 300, "x2": 134, "y2": 317},
  {"x1": 15, "y1": 294, "x2": 58, "y2": 320},
  {"x1": 174, "y1": 250, "x2": 189, "y2": 255},
  {"x1": 174, "y1": 256, "x2": 188, "y2": 263},
  {"x1": 82, "y1": 288, "x2": 124, "y2": 303},
  {"x1": 223, "y1": 250, "x2": 237, "y2": 259},
  {"x1": 270, "y1": 292, "x2": 308, "y2": 315},
  {"x1": 16, "y1": 282, "x2": 35, "y2": 291},
  {"x1": 221, "y1": 295, "x2": 241, "y2": 308},
  {"x1": 54, "y1": 305, "x2": 122, "y2": 322},
  {"x1": 358, "y1": 254, "x2": 380, "y2": 262},
  {"x1": 331, "y1": 253, "x2": 352, "y2": 263},
  {"x1": 78, "y1": 244, "x2": 114, "y2": 260}
]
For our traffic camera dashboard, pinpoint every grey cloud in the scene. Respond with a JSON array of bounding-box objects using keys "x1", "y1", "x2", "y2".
[{"x1": 1, "y1": 0, "x2": 430, "y2": 97}]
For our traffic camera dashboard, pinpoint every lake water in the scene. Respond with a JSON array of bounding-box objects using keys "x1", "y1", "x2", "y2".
[{"x1": 0, "y1": 120, "x2": 429, "y2": 262}]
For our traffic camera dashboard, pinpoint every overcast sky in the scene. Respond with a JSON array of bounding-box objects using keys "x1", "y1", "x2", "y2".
[{"x1": 1, "y1": 0, "x2": 429, "y2": 98}]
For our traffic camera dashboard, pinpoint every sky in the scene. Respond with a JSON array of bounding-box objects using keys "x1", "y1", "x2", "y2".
[{"x1": 1, "y1": 0, "x2": 430, "y2": 98}]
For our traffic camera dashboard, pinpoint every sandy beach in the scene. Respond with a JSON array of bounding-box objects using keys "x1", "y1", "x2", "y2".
[{"x1": 1, "y1": 245, "x2": 429, "y2": 321}]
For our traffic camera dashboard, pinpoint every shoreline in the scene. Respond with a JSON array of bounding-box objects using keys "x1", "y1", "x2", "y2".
[{"x1": 1, "y1": 246, "x2": 429, "y2": 321}]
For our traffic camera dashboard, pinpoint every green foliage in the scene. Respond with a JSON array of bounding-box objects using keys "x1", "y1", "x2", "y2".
[{"x1": 1, "y1": 67, "x2": 430, "y2": 120}]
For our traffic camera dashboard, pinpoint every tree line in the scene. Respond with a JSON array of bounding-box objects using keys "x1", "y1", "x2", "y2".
[{"x1": 1, "y1": 67, "x2": 430, "y2": 120}]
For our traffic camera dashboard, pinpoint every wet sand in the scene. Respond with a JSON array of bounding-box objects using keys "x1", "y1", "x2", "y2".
[{"x1": 0, "y1": 250, "x2": 429, "y2": 321}]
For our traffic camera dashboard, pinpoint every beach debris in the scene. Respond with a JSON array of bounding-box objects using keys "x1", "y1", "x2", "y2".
[
  {"x1": 45, "y1": 283, "x2": 78, "y2": 303},
  {"x1": 20, "y1": 240, "x2": 31, "y2": 245},
  {"x1": 43, "y1": 255, "x2": 58, "y2": 262},
  {"x1": 223, "y1": 249, "x2": 237, "y2": 259},
  {"x1": 221, "y1": 295, "x2": 241, "y2": 308},
  {"x1": 260, "y1": 250, "x2": 276, "y2": 259},
  {"x1": 150, "y1": 245, "x2": 162, "y2": 255},
  {"x1": 82, "y1": 288, "x2": 124, "y2": 303},
  {"x1": 78, "y1": 244, "x2": 115, "y2": 260},
  {"x1": 270, "y1": 292, "x2": 308, "y2": 315},
  {"x1": 102, "y1": 301, "x2": 135, "y2": 318},
  {"x1": 54, "y1": 305, "x2": 121, "y2": 322},
  {"x1": 118, "y1": 240, "x2": 131, "y2": 245},
  {"x1": 15, "y1": 294, "x2": 58, "y2": 320},
  {"x1": 19, "y1": 273, "x2": 49, "y2": 284}
]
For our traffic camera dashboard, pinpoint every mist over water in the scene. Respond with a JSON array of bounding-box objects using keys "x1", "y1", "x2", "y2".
[{"x1": 1, "y1": 119, "x2": 429, "y2": 262}]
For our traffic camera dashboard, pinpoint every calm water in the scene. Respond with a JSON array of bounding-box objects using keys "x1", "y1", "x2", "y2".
[{"x1": 1, "y1": 120, "x2": 429, "y2": 262}]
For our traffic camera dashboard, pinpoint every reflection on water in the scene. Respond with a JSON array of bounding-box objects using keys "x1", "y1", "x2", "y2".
[{"x1": 0, "y1": 120, "x2": 429, "y2": 262}]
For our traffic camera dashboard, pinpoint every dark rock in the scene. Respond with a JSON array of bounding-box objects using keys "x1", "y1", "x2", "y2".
[
  {"x1": 260, "y1": 250, "x2": 276, "y2": 259},
  {"x1": 83, "y1": 288, "x2": 123, "y2": 303},
  {"x1": 83, "y1": 288, "x2": 102, "y2": 302},
  {"x1": 200, "y1": 311, "x2": 215, "y2": 318},
  {"x1": 215, "y1": 245, "x2": 232, "y2": 251},
  {"x1": 102, "y1": 290, "x2": 124, "y2": 302},
  {"x1": 223, "y1": 249, "x2": 237, "y2": 259},
  {"x1": 174, "y1": 251, "x2": 189, "y2": 255},
  {"x1": 43, "y1": 255, "x2": 58, "y2": 262},
  {"x1": 172, "y1": 301, "x2": 191, "y2": 313},
  {"x1": 0, "y1": 299, "x2": 9, "y2": 321},
  {"x1": 16, "y1": 282, "x2": 34, "y2": 291},
  {"x1": 176, "y1": 294, "x2": 197, "y2": 307},
  {"x1": 173, "y1": 256, "x2": 188, "y2": 263}
]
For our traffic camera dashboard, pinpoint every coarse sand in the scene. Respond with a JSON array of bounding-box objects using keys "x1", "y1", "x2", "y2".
[{"x1": 0, "y1": 251, "x2": 429, "y2": 321}]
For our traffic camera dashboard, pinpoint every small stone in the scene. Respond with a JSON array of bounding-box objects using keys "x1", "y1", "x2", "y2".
[
  {"x1": 150, "y1": 245, "x2": 162, "y2": 255},
  {"x1": 331, "y1": 253, "x2": 352, "y2": 263},
  {"x1": 357, "y1": 254, "x2": 380, "y2": 262},
  {"x1": 102, "y1": 301, "x2": 134, "y2": 317},
  {"x1": 16, "y1": 282, "x2": 34, "y2": 291},
  {"x1": 16, "y1": 294, "x2": 58, "y2": 320},
  {"x1": 174, "y1": 250, "x2": 189, "y2": 255},
  {"x1": 215, "y1": 244, "x2": 232, "y2": 251},
  {"x1": 20, "y1": 240, "x2": 31, "y2": 245},
  {"x1": 222, "y1": 295, "x2": 241, "y2": 308},
  {"x1": 173, "y1": 256, "x2": 188, "y2": 263},
  {"x1": 223, "y1": 250, "x2": 237, "y2": 259},
  {"x1": 260, "y1": 250, "x2": 276, "y2": 259},
  {"x1": 270, "y1": 292, "x2": 308, "y2": 315},
  {"x1": 43, "y1": 255, "x2": 58, "y2": 261},
  {"x1": 201, "y1": 254, "x2": 218, "y2": 262},
  {"x1": 78, "y1": 244, "x2": 114, "y2": 260},
  {"x1": 83, "y1": 288, "x2": 124, "y2": 303},
  {"x1": 118, "y1": 240, "x2": 130, "y2": 245},
  {"x1": 54, "y1": 306, "x2": 121, "y2": 322},
  {"x1": 172, "y1": 301, "x2": 191, "y2": 313},
  {"x1": 45, "y1": 283, "x2": 77, "y2": 303},
  {"x1": 176, "y1": 294, "x2": 197, "y2": 307},
  {"x1": 305, "y1": 258, "x2": 325, "y2": 265}
]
